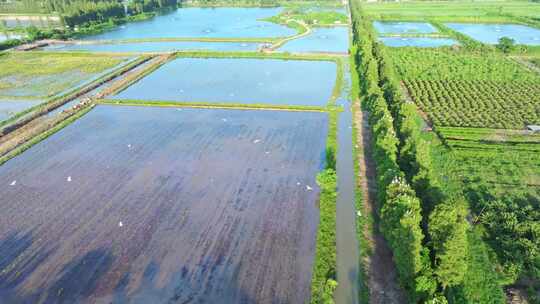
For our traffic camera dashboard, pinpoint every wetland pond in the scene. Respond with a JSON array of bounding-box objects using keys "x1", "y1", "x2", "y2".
[
  {"x1": 112, "y1": 57, "x2": 337, "y2": 106},
  {"x1": 82, "y1": 7, "x2": 296, "y2": 41},
  {"x1": 0, "y1": 105, "x2": 328, "y2": 303},
  {"x1": 373, "y1": 21, "x2": 438, "y2": 34},
  {"x1": 279, "y1": 27, "x2": 349, "y2": 53},
  {"x1": 446, "y1": 23, "x2": 540, "y2": 45}
]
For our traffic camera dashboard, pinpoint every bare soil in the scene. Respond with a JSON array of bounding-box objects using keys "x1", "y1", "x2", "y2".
[{"x1": 354, "y1": 108, "x2": 407, "y2": 304}]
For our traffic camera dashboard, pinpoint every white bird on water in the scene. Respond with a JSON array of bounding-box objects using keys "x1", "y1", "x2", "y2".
[
  {"x1": 306, "y1": 185, "x2": 313, "y2": 191},
  {"x1": 67, "y1": 176, "x2": 72, "y2": 182},
  {"x1": 118, "y1": 221, "x2": 123, "y2": 227},
  {"x1": 10, "y1": 180, "x2": 16, "y2": 186}
]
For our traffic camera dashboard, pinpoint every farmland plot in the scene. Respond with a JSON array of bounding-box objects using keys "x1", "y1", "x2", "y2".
[
  {"x1": 0, "y1": 105, "x2": 328, "y2": 303},
  {"x1": 0, "y1": 52, "x2": 126, "y2": 99},
  {"x1": 111, "y1": 57, "x2": 337, "y2": 106}
]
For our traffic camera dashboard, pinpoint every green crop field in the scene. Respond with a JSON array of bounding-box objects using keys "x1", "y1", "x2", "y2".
[{"x1": 364, "y1": 0, "x2": 540, "y2": 22}]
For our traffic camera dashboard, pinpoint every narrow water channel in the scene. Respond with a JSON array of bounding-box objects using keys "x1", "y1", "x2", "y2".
[{"x1": 334, "y1": 62, "x2": 360, "y2": 304}]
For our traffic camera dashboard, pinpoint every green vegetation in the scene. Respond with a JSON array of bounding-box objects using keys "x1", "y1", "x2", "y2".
[
  {"x1": 363, "y1": 1, "x2": 540, "y2": 25},
  {"x1": 265, "y1": 7, "x2": 348, "y2": 27},
  {"x1": 311, "y1": 110, "x2": 338, "y2": 304},
  {"x1": 351, "y1": 2, "x2": 508, "y2": 303},
  {"x1": 405, "y1": 79, "x2": 540, "y2": 129},
  {"x1": 0, "y1": 52, "x2": 125, "y2": 98},
  {"x1": 389, "y1": 48, "x2": 540, "y2": 81}
]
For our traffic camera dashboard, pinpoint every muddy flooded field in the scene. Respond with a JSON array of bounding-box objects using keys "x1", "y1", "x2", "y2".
[
  {"x1": 112, "y1": 57, "x2": 337, "y2": 106},
  {"x1": 0, "y1": 100, "x2": 41, "y2": 123},
  {"x1": 0, "y1": 105, "x2": 328, "y2": 303},
  {"x1": 0, "y1": 53, "x2": 126, "y2": 99}
]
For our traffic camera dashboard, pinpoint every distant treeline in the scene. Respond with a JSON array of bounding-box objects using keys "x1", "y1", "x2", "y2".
[{"x1": 0, "y1": 0, "x2": 178, "y2": 27}]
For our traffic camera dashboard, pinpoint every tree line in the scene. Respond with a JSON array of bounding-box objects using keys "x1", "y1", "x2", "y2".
[{"x1": 350, "y1": 1, "x2": 506, "y2": 303}]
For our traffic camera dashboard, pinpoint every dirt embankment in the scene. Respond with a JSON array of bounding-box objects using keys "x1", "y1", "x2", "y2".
[{"x1": 354, "y1": 107, "x2": 407, "y2": 304}]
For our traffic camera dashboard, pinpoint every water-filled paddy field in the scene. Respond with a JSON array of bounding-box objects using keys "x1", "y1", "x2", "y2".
[
  {"x1": 42, "y1": 41, "x2": 261, "y2": 53},
  {"x1": 373, "y1": 21, "x2": 438, "y2": 34},
  {"x1": 83, "y1": 7, "x2": 295, "y2": 41},
  {"x1": 112, "y1": 57, "x2": 337, "y2": 106},
  {"x1": 0, "y1": 105, "x2": 328, "y2": 303},
  {"x1": 0, "y1": 99, "x2": 41, "y2": 122},
  {"x1": 379, "y1": 36, "x2": 458, "y2": 47},
  {"x1": 0, "y1": 33, "x2": 22, "y2": 42},
  {"x1": 0, "y1": 53, "x2": 126, "y2": 99},
  {"x1": 279, "y1": 27, "x2": 349, "y2": 53},
  {"x1": 446, "y1": 23, "x2": 540, "y2": 45}
]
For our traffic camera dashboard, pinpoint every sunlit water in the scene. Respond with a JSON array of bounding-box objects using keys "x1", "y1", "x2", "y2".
[
  {"x1": 112, "y1": 57, "x2": 337, "y2": 106},
  {"x1": 279, "y1": 27, "x2": 349, "y2": 53},
  {"x1": 446, "y1": 23, "x2": 540, "y2": 45},
  {"x1": 373, "y1": 21, "x2": 438, "y2": 34},
  {"x1": 82, "y1": 7, "x2": 296, "y2": 40},
  {"x1": 41, "y1": 41, "x2": 261, "y2": 52}
]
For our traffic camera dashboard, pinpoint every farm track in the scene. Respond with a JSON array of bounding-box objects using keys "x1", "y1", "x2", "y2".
[
  {"x1": 354, "y1": 109, "x2": 407, "y2": 304},
  {"x1": 0, "y1": 54, "x2": 169, "y2": 161},
  {"x1": 511, "y1": 56, "x2": 540, "y2": 75}
]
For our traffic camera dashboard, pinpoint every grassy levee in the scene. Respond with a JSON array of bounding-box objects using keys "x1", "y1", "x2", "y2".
[
  {"x1": 174, "y1": 50, "x2": 342, "y2": 61},
  {"x1": 310, "y1": 110, "x2": 338, "y2": 304},
  {"x1": 0, "y1": 55, "x2": 151, "y2": 135},
  {"x1": 98, "y1": 98, "x2": 337, "y2": 112},
  {"x1": 349, "y1": 45, "x2": 371, "y2": 303},
  {"x1": 0, "y1": 104, "x2": 94, "y2": 167},
  {"x1": 105, "y1": 53, "x2": 175, "y2": 96}
]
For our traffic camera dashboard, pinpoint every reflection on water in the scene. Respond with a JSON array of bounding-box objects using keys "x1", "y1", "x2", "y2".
[
  {"x1": 373, "y1": 21, "x2": 438, "y2": 34},
  {"x1": 112, "y1": 57, "x2": 337, "y2": 106},
  {"x1": 279, "y1": 27, "x2": 349, "y2": 53},
  {"x1": 446, "y1": 23, "x2": 540, "y2": 45},
  {"x1": 0, "y1": 105, "x2": 328, "y2": 303},
  {"x1": 41, "y1": 41, "x2": 261, "y2": 52},
  {"x1": 82, "y1": 7, "x2": 296, "y2": 40}
]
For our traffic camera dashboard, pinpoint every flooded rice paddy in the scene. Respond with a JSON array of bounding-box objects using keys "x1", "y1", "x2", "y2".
[
  {"x1": 0, "y1": 100, "x2": 41, "y2": 122},
  {"x1": 379, "y1": 36, "x2": 458, "y2": 47},
  {"x1": 278, "y1": 27, "x2": 349, "y2": 53},
  {"x1": 373, "y1": 21, "x2": 438, "y2": 34},
  {"x1": 42, "y1": 41, "x2": 261, "y2": 53},
  {"x1": 0, "y1": 53, "x2": 127, "y2": 99},
  {"x1": 82, "y1": 8, "x2": 295, "y2": 41},
  {"x1": 0, "y1": 105, "x2": 328, "y2": 303},
  {"x1": 112, "y1": 57, "x2": 337, "y2": 106},
  {"x1": 445, "y1": 23, "x2": 540, "y2": 45}
]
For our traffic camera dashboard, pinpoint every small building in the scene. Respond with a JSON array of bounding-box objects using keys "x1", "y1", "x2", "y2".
[{"x1": 526, "y1": 125, "x2": 540, "y2": 133}]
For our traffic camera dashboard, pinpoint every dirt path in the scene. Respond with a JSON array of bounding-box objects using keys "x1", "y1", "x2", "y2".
[
  {"x1": 269, "y1": 20, "x2": 312, "y2": 51},
  {"x1": 354, "y1": 108, "x2": 407, "y2": 304}
]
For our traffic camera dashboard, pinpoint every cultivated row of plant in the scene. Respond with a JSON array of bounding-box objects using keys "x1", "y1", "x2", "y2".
[
  {"x1": 389, "y1": 48, "x2": 540, "y2": 82},
  {"x1": 351, "y1": 2, "x2": 506, "y2": 303},
  {"x1": 404, "y1": 79, "x2": 540, "y2": 129}
]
